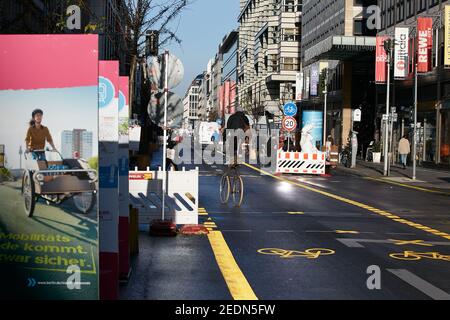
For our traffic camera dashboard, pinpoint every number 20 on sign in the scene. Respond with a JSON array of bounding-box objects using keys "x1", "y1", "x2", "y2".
[{"x1": 282, "y1": 116, "x2": 297, "y2": 132}]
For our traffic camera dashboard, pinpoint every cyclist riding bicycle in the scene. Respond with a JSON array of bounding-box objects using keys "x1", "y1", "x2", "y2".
[
  {"x1": 25, "y1": 109, "x2": 57, "y2": 161},
  {"x1": 224, "y1": 106, "x2": 250, "y2": 166}
]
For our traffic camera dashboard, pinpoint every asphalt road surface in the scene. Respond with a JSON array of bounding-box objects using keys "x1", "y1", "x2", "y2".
[{"x1": 121, "y1": 159, "x2": 450, "y2": 300}]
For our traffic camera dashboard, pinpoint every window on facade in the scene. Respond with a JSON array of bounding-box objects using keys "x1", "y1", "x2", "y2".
[
  {"x1": 268, "y1": 54, "x2": 279, "y2": 72},
  {"x1": 280, "y1": 57, "x2": 299, "y2": 71},
  {"x1": 282, "y1": 27, "x2": 300, "y2": 42}
]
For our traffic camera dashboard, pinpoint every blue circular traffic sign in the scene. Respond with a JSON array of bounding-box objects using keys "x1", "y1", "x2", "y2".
[{"x1": 283, "y1": 102, "x2": 297, "y2": 117}]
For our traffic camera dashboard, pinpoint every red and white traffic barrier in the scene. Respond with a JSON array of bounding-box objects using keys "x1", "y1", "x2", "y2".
[{"x1": 276, "y1": 150, "x2": 326, "y2": 175}]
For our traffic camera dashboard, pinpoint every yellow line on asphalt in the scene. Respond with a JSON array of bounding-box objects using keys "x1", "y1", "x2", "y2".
[
  {"x1": 364, "y1": 177, "x2": 450, "y2": 196},
  {"x1": 288, "y1": 211, "x2": 304, "y2": 215},
  {"x1": 243, "y1": 162, "x2": 450, "y2": 241},
  {"x1": 207, "y1": 230, "x2": 258, "y2": 300},
  {"x1": 200, "y1": 205, "x2": 258, "y2": 300},
  {"x1": 335, "y1": 230, "x2": 360, "y2": 234}
]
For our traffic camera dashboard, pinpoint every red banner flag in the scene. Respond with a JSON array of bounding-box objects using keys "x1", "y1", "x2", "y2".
[
  {"x1": 417, "y1": 17, "x2": 433, "y2": 73},
  {"x1": 375, "y1": 36, "x2": 389, "y2": 83}
]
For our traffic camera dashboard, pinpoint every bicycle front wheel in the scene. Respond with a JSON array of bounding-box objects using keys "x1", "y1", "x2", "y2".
[
  {"x1": 220, "y1": 175, "x2": 230, "y2": 204},
  {"x1": 231, "y1": 175, "x2": 244, "y2": 207}
]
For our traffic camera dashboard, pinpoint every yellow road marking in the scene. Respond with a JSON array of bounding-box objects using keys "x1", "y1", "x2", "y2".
[
  {"x1": 288, "y1": 211, "x2": 304, "y2": 215},
  {"x1": 390, "y1": 239, "x2": 433, "y2": 247},
  {"x1": 335, "y1": 230, "x2": 360, "y2": 234},
  {"x1": 243, "y1": 162, "x2": 450, "y2": 241},
  {"x1": 258, "y1": 248, "x2": 335, "y2": 259},
  {"x1": 207, "y1": 231, "x2": 258, "y2": 300},
  {"x1": 389, "y1": 251, "x2": 450, "y2": 262},
  {"x1": 364, "y1": 177, "x2": 450, "y2": 196}
]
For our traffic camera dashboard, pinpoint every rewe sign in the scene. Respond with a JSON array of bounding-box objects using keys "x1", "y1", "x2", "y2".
[{"x1": 417, "y1": 17, "x2": 433, "y2": 73}]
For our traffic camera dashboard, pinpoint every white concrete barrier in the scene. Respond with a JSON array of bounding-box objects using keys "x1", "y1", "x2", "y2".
[{"x1": 128, "y1": 167, "x2": 199, "y2": 225}]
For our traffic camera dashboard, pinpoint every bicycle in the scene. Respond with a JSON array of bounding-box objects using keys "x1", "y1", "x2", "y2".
[
  {"x1": 389, "y1": 251, "x2": 450, "y2": 262},
  {"x1": 340, "y1": 144, "x2": 352, "y2": 168},
  {"x1": 220, "y1": 162, "x2": 244, "y2": 207}
]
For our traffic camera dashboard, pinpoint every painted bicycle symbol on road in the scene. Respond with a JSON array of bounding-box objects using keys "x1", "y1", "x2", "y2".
[
  {"x1": 258, "y1": 248, "x2": 335, "y2": 259},
  {"x1": 389, "y1": 251, "x2": 450, "y2": 262}
]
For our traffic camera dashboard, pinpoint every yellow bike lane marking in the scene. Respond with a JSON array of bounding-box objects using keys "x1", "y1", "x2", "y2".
[
  {"x1": 364, "y1": 177, "x2": 450, "y2": 196},
  {"x1": 243, "y1": 162, "x2": 450, "y2": 241},
  {"x1": 199, "y1": 206, "x2": 258, "y2": 300}
]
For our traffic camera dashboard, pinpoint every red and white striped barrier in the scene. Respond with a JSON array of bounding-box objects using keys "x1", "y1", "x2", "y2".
[{"x1": 276, "y1": 150, "x2": 326, "y2": 175}]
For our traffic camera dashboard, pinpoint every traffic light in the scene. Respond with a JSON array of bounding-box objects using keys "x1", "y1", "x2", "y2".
[
  {"x1": 383, "y1": 38, "x2": 392, "y2": 54},
  {"x1": 146, "y1": 30, "x2": 159, "y2": 57}
]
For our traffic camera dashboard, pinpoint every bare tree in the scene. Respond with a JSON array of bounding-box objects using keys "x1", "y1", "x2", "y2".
[
  {"x1": 241, "y1": 90, "x2": 266, "y2": 133},
  {"x1": 120, "y1": 0, "x2": 191, "y2": 112}
]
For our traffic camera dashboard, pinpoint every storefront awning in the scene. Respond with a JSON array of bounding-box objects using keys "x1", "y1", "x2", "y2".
[{"x1": 304, "y1": 36, "x2": 376, "y2": 64}]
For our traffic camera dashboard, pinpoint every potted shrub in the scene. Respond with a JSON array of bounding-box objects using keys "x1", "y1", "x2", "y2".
[{"x1": 372, "y1": 141, "x2": 381, "y2": 163}]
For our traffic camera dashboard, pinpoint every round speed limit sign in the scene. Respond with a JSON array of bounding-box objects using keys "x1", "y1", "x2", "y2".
[{"x1": 282, "y1": 116, "x2": 297, "y2": 132}]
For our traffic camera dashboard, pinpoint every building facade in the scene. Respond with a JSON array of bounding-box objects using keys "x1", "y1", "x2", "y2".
[
  {"x1": 219, "y1": 30, "x2": 239, "y2": 117},
  {"x1": 61, "y1": 129, "x2": 93, "y2": 159},
  {"x1": 238, "y1": 0, "x2": 302, "y2": 120},
  {"x1": 377, "y1": 0, "x2": 450, "y2": 166},
  {"x1": 183, "y1": 75, "x2": 203, "y2": 129},
  {"x1": 301, "y1": 0, "x2": 377, "y2": 148}
]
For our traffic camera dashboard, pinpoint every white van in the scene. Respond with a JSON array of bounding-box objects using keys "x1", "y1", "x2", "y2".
[{"x1": 195, "y1": 122, "x2": 221, "y2": 146}]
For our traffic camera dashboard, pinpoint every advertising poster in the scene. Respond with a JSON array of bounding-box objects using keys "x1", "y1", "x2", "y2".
[
  {"x1": 417, "y1": 17, "x2": 433, "y2": 73},
  {"x1": 445, "y1": 5, "x2": 450, "y2": 66},
  {"x1": 118, "y1": 76, "x2": 130, "y2": 279},
  {"x1": 0, "y1": 35, "x2": 99, "y2": 300},
  {"x1": 295, "y1": 72, "x2": 303, "y2": 101},
  {"x1": 98, "y1": 61, "x2": 119, "y2": 300},
  {"x1": 310, "y1": 63, "x2": 319, "y2": 96},
  {"x1": 394, "y1": 27, "x2": 409, "y2": 79},
  {"x1": 302, "y1": 111, "x2": 323, "y2": 148},
  {"x1": 375, "y1": 36, "x2": 388, "y2": 83}
]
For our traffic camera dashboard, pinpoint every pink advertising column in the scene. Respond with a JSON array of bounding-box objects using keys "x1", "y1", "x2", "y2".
[
  {"x1": 99, "y1": 61, "x2": 120, "y2": 300},
  {"x1": 118, "y1": 76, "x2": 130, "y2": 280}
]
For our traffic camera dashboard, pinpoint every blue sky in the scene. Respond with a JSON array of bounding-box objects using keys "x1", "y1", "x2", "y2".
[
  {"x1": 164, "y1": 0, "x2": 240, "y2": 97},
  {"x1": 0, "y1": 86, "x2": 98, "y2": 169}
]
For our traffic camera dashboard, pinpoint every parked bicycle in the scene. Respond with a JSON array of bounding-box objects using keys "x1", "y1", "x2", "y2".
[{"x1": 340, "y1": 144, "x2": 352, "y2": 168}]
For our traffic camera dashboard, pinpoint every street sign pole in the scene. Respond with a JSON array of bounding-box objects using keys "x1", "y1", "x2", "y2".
[
  {"x1": 162, "y1": 50, "x2": 169, "y2": 220},
  {"x1": 413, "y1": 62, "x2": 418, "y2": 180},
  {"x1": 323, "y1": 68, "x2": 328, "y2": 146},
  {"x1": 384, "y1": 48, "x2": 391, "y2": 176}
]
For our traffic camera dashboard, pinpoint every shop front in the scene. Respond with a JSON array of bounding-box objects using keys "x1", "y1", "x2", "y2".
[{"x1": 439, "y1": 101, "x2": 450, "y2": 165}]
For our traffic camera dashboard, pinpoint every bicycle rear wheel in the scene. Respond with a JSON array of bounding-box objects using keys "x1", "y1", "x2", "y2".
[
  {"x1": 231, "y1": 175, "x2": 244, "y2": 207},
  {"x1": 220, "y1": 175, "x2": 230, "y2": 204}
]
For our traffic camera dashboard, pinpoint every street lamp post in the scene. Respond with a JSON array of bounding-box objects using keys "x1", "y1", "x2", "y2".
[{"x1": 161, "y1": 50, "x2": 169, "y2": 220}]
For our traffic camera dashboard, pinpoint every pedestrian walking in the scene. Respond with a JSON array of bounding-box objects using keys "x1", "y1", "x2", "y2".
[
  {"x1": 166, "y1": 129, "x2": 179, "y2": 171},
  {"x1": 398, "y1": 134, "x2": 411, "y2": 169}
]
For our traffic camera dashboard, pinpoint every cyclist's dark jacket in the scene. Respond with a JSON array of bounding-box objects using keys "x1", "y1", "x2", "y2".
[
  {"x1": 224, "y1": 111, "x2": 250, "y2": 151},
  {"x1": 226, "y1": 111, "x2": 250, "y2": 130}
]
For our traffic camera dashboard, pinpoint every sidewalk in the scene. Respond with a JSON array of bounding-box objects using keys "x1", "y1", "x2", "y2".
[{"x1": 336, "y1": 160, "x2": 450, "y2": 193}]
